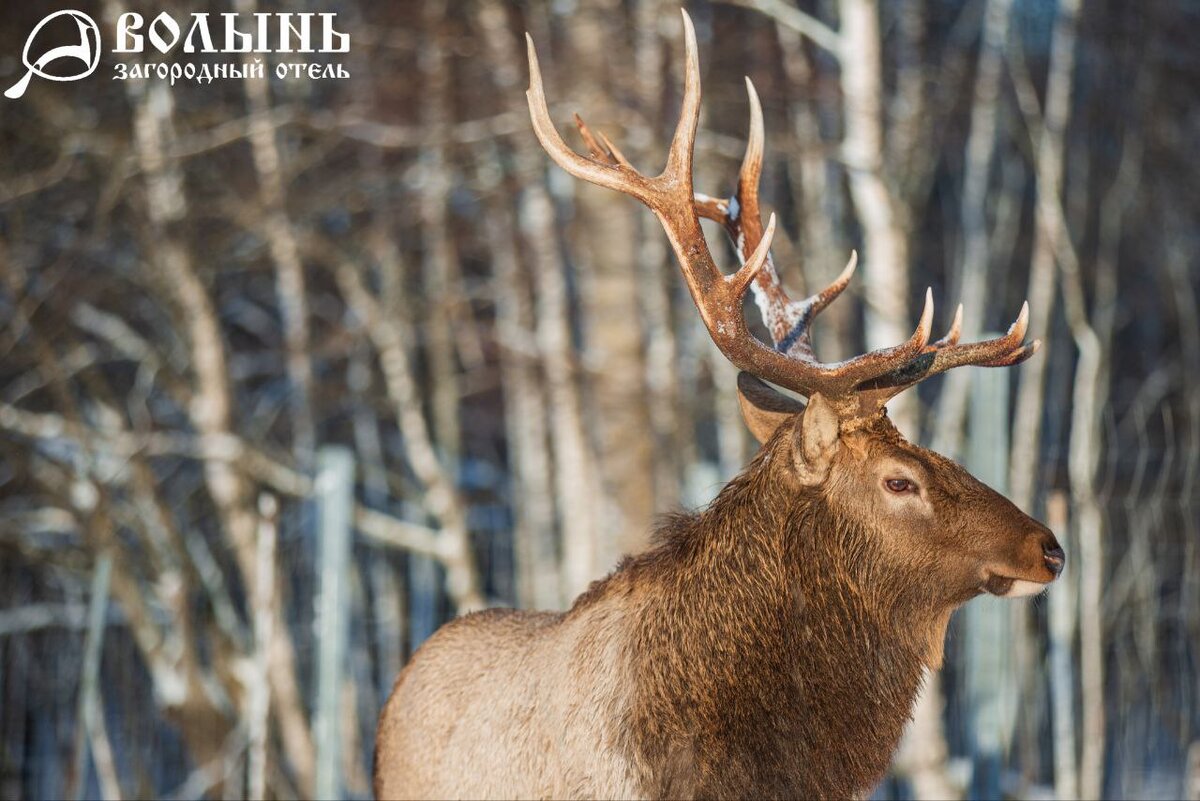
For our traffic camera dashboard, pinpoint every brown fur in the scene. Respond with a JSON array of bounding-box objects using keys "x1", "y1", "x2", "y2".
[{"x1": 374, "y1": 408, "x2": 1060, "y2": 800}]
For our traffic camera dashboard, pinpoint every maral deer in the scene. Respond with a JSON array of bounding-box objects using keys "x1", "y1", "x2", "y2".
[{"x1": 375, "y1": 11, "x2": 1064, "y2": 799}]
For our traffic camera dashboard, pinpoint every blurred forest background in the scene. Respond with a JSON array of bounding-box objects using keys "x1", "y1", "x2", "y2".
[{"x1": 1, "y1": 0, "x2": 1197, "y2": 799}]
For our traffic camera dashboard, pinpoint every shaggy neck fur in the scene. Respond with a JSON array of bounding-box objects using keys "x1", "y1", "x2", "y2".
[{"x1": 605, "y1": 433, "x2": 939, "y2": 800}]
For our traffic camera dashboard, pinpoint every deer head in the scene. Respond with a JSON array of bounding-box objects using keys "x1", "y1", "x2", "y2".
[{"x1": 525, "y1": 11, "x2": 1063, "y2": 640}]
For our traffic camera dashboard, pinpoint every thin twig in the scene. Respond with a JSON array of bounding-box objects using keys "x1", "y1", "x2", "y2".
[
  {"x1": 336, "y1": 261, "x2": 486, "y2": 611},
  {"x1": 716, "y1": 0, "x2": 842, "y2": 56},
  {"x1": 165, "y1": 728, "x2": 248, "y2": 801},
  {"x1": 69, "y1": 552, "x2": 121, "y2": 801},
  {"x1": 247, "y1": 494, "x2": 277, "y2": 801},
  {"x1": 0, "y1": 400, "x2": 446, "y2": 559}
]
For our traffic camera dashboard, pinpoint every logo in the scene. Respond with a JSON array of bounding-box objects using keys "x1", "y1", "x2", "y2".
[
  {"x1": 5, "y1": 10, "x2": 102, "y2": 100},
  {"x1": 4, "y1": 10, "x2": 350, "y2": 99}
]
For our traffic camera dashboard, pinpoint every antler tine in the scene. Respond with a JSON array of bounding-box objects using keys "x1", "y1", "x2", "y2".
[
  {"x1": 981, "y1": 339, "x2": 1040, "y2": 367},
  {"x1": 597, "y1": 130, "x2": 635, "y2": 171},
  {"x1": 932, "y1": 301, "x2": 1029, "y2": 370},
  {"x1": 695, "y1": 80, "x2": 765, "y2": 239},
  {"x1": 835, "y1": 288, "x2": 935, "y2": 389},
  {"x1": 854, "y1": 301, "x2": 1037, "y2": 416},
  {"x1": 735, "y1": 78, "x2": 798, "y2": 347},
  {"x1": 526, "y1": 34, "x2": 654, "y2": 203},
  {"x1": 775, "y1": 252, "x2": 858, "y2": 357},
  {"x1": 664, "y1": 10, "x2": 703, "y2": 183},
  {"x1": 694, "y1": 78, "x2": 794, "y2": 349},
  {"x1": 737, "y1": 77, "x2": 765, "y2": 231},
  {"x1": 573, "y1": 115, "x2": 613, "y2": 162},
  {"x1": 932, "y1": 304, "x2": 964, "y2": 348},
  {"x1": 526, "y1": 10, "x2": 722, "y2": 300},
  {"x1": 571, "y1": 113, "x2": 638, "y2": 172}
]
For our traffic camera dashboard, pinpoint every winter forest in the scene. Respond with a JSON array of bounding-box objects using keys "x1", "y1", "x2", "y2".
[{"x1": 0, "y1": 0, "x2": 1197, "y2": 798}]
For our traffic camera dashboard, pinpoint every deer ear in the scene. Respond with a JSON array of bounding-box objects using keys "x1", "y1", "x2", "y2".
[
  {"x1": 793, "y1": 392, "x2": 840, "y2": 484},
  {"x1": 737, "y1": 372, "x2": 805, "y2": 444}
]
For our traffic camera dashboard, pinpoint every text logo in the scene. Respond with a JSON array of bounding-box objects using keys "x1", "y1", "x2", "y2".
[{"x1": 5, "y1": 10, "x2": 102, "y2": 100}]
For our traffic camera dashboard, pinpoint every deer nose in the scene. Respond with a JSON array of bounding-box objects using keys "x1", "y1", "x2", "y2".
[{"x1": 1042, "y1": 538, "x2": 1065, "y2": 576}]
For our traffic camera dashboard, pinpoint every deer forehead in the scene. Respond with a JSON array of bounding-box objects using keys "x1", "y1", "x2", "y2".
[
  {"x1": 836, "y1": 423, "x2": 915, "y2": 463},
  {"x1": 867, "y1": 453, "x2": 926, "y2": 479}
]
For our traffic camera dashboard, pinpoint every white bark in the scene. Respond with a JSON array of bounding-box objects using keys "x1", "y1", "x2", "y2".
[
  {"x1": 1046, "y1": 492, "x2": 1079, "y2": 801},
  {"x1": 636, "y1": 0, "x2": 685, "y2": 514},
  {"x1": 933, "y1": 0, "x2": 1014, "y2": 458},
  {"x1": 337, "y1": 258, "x2": 486, "y2": 613},
  {"x1": 839, "y1": 0, "x2": 916, "y2": 435},
  {"x1": 418, "y1": 0, "x2": 464, "y2": 461},
  {"x1": 247, "y1": 495, "x2": 277, "y2": 801},
  {"x1": 475, "y1": 141, "x2": 561, "y2": 609},
  {"x1": 234, "y1": 0, "x2": 315, "y2": 464},
  {"x1": 566, "y1": 1, "x2": 655, "y2": 566},
  {"x1": 492, "y1": 2, "x2": 603, "y2": 603},
  {"x1": 1008, "y1": 0, "x2": 1082, "y2": 513}
]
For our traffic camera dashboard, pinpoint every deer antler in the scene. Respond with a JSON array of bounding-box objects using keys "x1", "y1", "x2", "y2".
[
  {"x1": 694, "y1": 76, "x2": 1041, "y2": 418},
  {"x1": 526, "y1": 9, "x2": 1039, "y2": 422},
  {"x1": 692, "y1": 78, "x2": 859, "y2": 363}
]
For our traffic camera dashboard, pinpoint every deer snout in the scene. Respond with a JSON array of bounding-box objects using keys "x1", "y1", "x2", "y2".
[
  {"x1": 984, "y1": 524, "x2": 1064, "y2": 597},
  {"x1": 1042, "y1": 535, "x2": 1065, "y2": 577}
]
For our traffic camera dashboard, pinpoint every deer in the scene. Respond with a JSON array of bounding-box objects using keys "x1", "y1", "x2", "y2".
[{"x1": 374, "y1": 11, "x2": 1064, "y2": 800}]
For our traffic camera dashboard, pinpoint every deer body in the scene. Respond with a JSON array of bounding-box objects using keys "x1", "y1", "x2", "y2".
[
  {"x1": 375, "y1": 604, "x2": 641, "y2": 799},
  {"x1": 376, "y1": 413, "x2": 1056, "y2": 799},
  {"x1": 375, "y1": 435, "x2": 926, "y2": 800},
  {"x1": 375, "y1": 12, "x2": 1063, "y2": 799}
]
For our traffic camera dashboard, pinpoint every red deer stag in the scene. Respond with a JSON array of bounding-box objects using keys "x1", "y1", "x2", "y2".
[{"x1": 375, "y1": 11, "x2": 1064, "y2": 799}]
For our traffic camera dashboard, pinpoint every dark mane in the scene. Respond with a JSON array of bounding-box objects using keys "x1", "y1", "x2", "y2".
[
  {"x1": 567, "y1": 431, "x2": 791, "y2": 615},
  {"x1": 612, "y1": 430, "x2": 928, "y2": 799}
]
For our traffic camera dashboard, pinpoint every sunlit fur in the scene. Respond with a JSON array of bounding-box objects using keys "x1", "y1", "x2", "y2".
[{"x1": 374, "y1": 409, "x2": 1059, "y2": 800}]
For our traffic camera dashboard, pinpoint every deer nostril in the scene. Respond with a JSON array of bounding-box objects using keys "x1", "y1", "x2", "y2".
[{"x1": 1043, "y1": 542, "x2": 1065, "y2": 576}]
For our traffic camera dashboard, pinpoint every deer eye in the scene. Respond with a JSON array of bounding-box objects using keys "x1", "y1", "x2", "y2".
[{"x1": 885, "y1": 478, "x2": 916, "y2": 494}]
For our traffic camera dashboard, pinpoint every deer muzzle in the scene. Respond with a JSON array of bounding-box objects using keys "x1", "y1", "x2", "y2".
[{"x1": 983, "y1": 529, "x2": 1064, "y2": 598}]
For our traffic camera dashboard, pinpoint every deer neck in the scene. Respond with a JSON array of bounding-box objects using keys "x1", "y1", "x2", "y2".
[{"x1": 624, "y1": 451, "x2": 933, "y2": 798}]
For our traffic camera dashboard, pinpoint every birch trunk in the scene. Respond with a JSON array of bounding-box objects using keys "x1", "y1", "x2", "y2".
[
  {"x1": 418, "y1": 0, "x2": 463, "y2": 463},
  {"x1": 566, "y1": 2, "x2": 656, "y2": 567},
  {"x1": 1008, "y1": 0, "x2": 1082, "y2": 513},
  {"x1": 478, "y1": 1, "x2": 603, "y2": 603},
  {"x1": 475, "y1": 141, "x2": 560, "y2": 609},
  {"x1": 635, "y1": 0, "x2": 685, "y2": 513},
  {"x1": 776, "y1": 24, "x2": 852, "y2": 362},
  {"x1": 933, "y1": 0, "x2": 1013, "y2": 458},
  {"x1": 337, "y1": 254, "x2": 485, "y2": 613},
  {"x1": 839, "y1": 0, "x2": 916, "y2": 436},
  {"x1": 235, "y1": 0, "x2": 315, "y2": 465}
]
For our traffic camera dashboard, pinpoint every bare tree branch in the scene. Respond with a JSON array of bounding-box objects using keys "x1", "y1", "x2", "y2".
[
  {"x1": 717, "y1": 0, "x2": 843, "y2": 56},
  {"x1": 336, "y1": 258, "x2": 486, "y2": 611}
]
